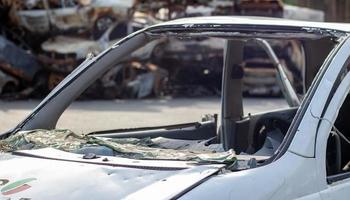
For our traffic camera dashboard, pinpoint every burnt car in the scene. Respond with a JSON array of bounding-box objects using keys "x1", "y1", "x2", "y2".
[
  {"x1": 241, "y1": 40, "x2": 302, "y2": 96},
  {"x1": 0, "y1": 35, "x2": 44, "y2": 95},
  {"x1": 15, "y1": 0, "x2": 134, "y2": 38},
  {"x1": 0, "y1": 70, "x2": 19, "y2": 95},
  {"x1": 37, "y1": 10, "x2": 163, "y2": 91},
  {"x1": 147, "y1": 0, "x2": 317, "y2": 97},
  {"x1": 1, "y1": 16, "x2": 350, "y2": 199},
  {"x1": 153, "y1": 37, "x2": 224, "y2": 96}
]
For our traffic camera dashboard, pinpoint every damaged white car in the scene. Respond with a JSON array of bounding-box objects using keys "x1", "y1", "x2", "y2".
[{"x1": 1, "y1": 16, "x2": 350, "y2": 200}]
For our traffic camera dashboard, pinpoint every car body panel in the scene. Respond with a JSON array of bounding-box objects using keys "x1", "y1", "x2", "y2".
[
  {"x1": 289, "y1": 36, "x2": 350, "y2": 158},
  {"x1": 0, "y1": 148, "x2": 223, "y2": 199},
  {"x1": 311, "y1": 69, "x2": 350, "y2": 199},
  {"x1": 179, "y1": 151, "x2": 319, "y2": 200}
]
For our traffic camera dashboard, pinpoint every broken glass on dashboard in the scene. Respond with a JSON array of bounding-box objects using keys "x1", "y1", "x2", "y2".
[{"x1": 0, "y1": 129, "x2": 236, "y2": 164}]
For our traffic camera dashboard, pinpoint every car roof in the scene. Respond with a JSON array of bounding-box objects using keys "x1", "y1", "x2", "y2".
[{"x1": 150, "y1": 16, "x2": 350, "y2": 33}]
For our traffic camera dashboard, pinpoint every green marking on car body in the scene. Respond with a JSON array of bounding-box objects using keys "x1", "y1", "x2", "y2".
[{"x1": 1, "y1": 178, "x2": 36, "y2": 193}]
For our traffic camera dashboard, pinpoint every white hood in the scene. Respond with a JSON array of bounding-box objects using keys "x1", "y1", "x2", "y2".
[{"x1": 0, "y1": 148, "x2": 223, "y2": 200}]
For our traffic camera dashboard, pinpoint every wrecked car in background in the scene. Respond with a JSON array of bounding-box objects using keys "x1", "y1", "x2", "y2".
[
  {"x1": 146, "y1": 0, "x2": 319, "y2": 97},
  {"x1": 38, "y1": 12, "x2": 163, "y2": 91},
  {"x1": 16, "y1": 0, "x2": 164, "y2": 92},
  {"x1": 153, "y1": 37, "x2": 224, "y2": 97},
  {"x1": 241, "y1": 39, "x2": 303, "y2": 96},
  {"x1": 0, "y1": 35, "x2": 45, "y2": 97},
  {"x1": 16, "y1": 0, "x2": 134, "y2": 38},
  {"x1": 0, "y1": 70, "x2": 18, "y2": 95},
  {"x1": 1, "y1": 16, "x2": 350, "y2": 199}
]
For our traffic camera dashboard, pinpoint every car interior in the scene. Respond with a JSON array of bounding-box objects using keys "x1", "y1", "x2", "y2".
[{"x1": 327, "y1": 93, "x2": 350, "y2": 179}]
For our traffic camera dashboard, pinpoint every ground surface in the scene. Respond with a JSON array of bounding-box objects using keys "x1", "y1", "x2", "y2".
[{"x1": 0, "y1": 97, "x2": 287, "y2": 134}]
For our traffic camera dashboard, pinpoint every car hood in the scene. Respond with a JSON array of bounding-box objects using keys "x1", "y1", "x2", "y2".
[{"x1": 0, "y1": 148, "x2": 224, "y2": 200}]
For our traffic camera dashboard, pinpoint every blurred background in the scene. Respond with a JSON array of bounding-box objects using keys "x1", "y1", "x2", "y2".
[
  {"x1": 0, "y1": 0, "x2": 340, "y2": 100},
  {"x1": 0, "y1": 0, "x2": 348, "y2": 133}
]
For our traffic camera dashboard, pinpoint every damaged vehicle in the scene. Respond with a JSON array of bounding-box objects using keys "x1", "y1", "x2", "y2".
[
  {"x1": 0, "y1": 70, "x2": 19, "y2": 95},
  {"x1": 2, "y1": 16, "x2": 350, "y2": 199},
  {"x1": 153, "y1": 37, "x2": 224, "y2": 97},
  {"x1": 148, "y1": 0, "x2": 316, "y2": 97},
  {"x1": 39, "y1": 23, "x2": 164, "y2": 92},
  {"x1": 0, "y1": 35, "x2": 45, "y2": 97},
  {"x1": 16, "y1": 0, "x2": 134, "y2": 38},
  {"x1": 37, "y1": 9, "x2": 162, "y2": 91},
  {"x1": 241, "y1": 39, "x2": 303, "y2": 96}
]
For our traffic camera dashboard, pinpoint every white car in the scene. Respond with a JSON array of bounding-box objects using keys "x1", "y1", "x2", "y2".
[{"x1": 1, "y1": 16, "x2": 350, "y2": 200}]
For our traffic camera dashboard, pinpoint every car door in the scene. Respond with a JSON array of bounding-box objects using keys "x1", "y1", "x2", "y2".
[{"x1": 313, "y1": 48, "x2": 350, "y2": 199}]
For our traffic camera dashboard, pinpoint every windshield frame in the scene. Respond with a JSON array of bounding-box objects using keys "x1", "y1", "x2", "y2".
[{"x1": 1, "y1": 19, "x2": 348, "y2": 164}]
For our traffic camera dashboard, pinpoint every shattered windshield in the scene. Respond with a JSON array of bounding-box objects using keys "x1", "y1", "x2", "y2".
[{"x1": 0, "y1": 32, "x2": 338, "y2": 169}]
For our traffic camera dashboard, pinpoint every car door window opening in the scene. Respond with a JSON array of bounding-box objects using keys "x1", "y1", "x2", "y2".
[{"x1": 326, "y1": 92, "x2": 350, "y2": 183}]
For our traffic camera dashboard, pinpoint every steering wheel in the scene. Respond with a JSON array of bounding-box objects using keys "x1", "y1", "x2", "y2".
[{"x1": 252, "y1": 116, "x2": 290, "y2": 152}]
